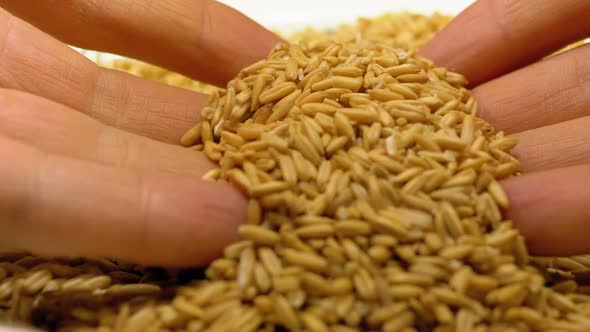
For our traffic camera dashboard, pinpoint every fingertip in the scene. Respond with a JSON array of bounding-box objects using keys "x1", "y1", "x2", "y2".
[
  {"x1": 186, "y1": 181, "x2": 248, "y2": 258},
  {"x1": 502, "y1": 173, "x2": 560, "y2": 255},
  {"x1": 147, "y1": 179, "x2": 247, "y2": 267},
  {"x1": 502, "y1": 166, "x2": 590, "y2": 256}
]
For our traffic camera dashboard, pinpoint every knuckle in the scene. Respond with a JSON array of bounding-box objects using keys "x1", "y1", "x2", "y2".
[
  {"x1": 489, "y1": 0, "x2": 526, "y2": 45},
  {"x1": 0, "y1": 140, "x2": 43, "y2": 237},
  {"x1": 573, "y1": 46, "x2": 590, "y2": 95},
  {"x1": 133, "y1": 169, "x2": 153, "y2": 252},
  {"x1": 95, "y1": 127, "x2": 132, "y2": 167},
  {"x1": 195, "y1": 0, "x2": 215, "y2": 44},
  {"x1": 0, "y1": 12, "x2": 15, "y2": 58}
]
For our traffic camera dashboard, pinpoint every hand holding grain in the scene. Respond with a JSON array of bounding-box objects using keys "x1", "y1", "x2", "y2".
[
  {"x1": 422, "y1": 0, "x2": 590, "y2": 255},
  {"x1": 0, "y1": 0, "x2": 281, "y2": 267},
  {"x1": 0, "y1": 0, "x2": 589, "y2": 268}
]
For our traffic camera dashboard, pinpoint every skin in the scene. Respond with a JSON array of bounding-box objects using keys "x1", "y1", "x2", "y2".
[{"x1": 0, "y1": 0, "x2": 588, "y2": 267}]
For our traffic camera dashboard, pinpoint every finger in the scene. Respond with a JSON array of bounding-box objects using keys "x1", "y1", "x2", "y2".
[
  {"x1": 0, "y1": 88, "x2": 213, "y2": 177},
  {"x1": 421, "y1": 0, "x2": 590, "y2": 86},
  {"x1": 473, "y1": 44, "x2": 590, "y2": 134},
  {"x1": 0, "y1": 135, "x2": 246, "y2": 267},
  {"x1": 511, "y1": 116, "x2": 590, "y2": 172},
  {"x1": 0, "y1": 0, "x2": 282, "y2": 85},
  {"x1": 503, "y1": 165, "x2": 590, "y2": 256},
  {"x1": 0, "y1": 8, "x2": 206, "y2": 143}
]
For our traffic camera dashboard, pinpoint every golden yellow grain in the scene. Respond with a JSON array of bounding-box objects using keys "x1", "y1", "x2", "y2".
[
  {"x1": 5, "y1": 11, "x2": 590, "y2": 332},
  {"x1": 238, "y1": 225, "x2": 280, "y2": 246}
]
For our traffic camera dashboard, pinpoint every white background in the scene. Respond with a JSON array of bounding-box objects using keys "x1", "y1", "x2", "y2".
[{"x1": 218, "y1": 1, "x2": 475, "y2": 33}]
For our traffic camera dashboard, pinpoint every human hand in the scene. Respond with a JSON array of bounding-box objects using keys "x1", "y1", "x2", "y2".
[
  {"x1": 421, "y1": 0, "x2": 590, "y2": 256},
  {"x1": 0, "y1": 0, "x2": 280, "y2": 267}
]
